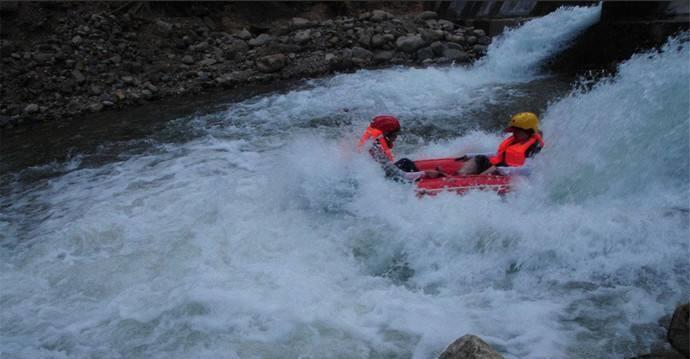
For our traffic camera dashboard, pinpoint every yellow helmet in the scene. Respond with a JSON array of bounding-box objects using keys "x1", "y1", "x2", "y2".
[{"x1": 507, "y1": 112, "x2": 539, "y2": 133}]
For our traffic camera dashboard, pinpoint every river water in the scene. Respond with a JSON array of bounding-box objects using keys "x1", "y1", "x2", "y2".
[{"x1": 2, "y1": 5, "x2": 688, "y2": 359}]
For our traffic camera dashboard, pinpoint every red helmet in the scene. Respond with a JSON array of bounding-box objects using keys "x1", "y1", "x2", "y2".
[{"x1": 370, "y1": 115, "x2": 400, "y2": 134}]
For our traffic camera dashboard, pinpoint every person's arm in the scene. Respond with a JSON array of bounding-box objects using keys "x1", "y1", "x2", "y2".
[{"x1": 497, "y1": 160, "x2": 533, "y2": 176}]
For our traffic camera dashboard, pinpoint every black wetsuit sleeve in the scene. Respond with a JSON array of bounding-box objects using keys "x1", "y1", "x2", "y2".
[
  {"x1": 369, "y1": 142, "x2": 410, "y2": 182},
  {"x1": 525, "y1": 142, "x2": 542, "y2": 158}
]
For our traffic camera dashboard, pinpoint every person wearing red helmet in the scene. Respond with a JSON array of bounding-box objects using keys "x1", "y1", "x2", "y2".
[{"x1": 358, "y1": 115, "x2": 443, "y2": 181}]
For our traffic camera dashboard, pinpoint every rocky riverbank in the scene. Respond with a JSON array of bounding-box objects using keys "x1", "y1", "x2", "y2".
[{"x1": 0, "y1": 2, "x2": 491, "y2": 131}]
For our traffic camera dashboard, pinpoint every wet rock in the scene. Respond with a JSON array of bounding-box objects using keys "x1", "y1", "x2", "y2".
[
  {"x1": 192, "y1": 41, "x2": 210, "y2": 52},
  {"x1": 71, "y1": 35, "x2": 82, "y2": 45},
  {"x1": 370, "y1": 10, "x2": 392, "y2": 22},
  {"x1": 223, "y1": 39, "x2": 249, "y2": 58},
  {"x1": 351, "y1": 46, "x2": 373, "y2": 65},
  {"x1": 358, "y1": 30, "x2": 373, "y2": 48},
  {"x1": 234, "y1": 29, "x2": 252, "y2": 41},
  {"x1": 447, "y1": 42, "x2": 464, "y2": 51},
  {"x1": 467, "y1": 36, "x2": 478, "y2": 45},
  {"x1": 60, "y1": 79, "x2": 75, "y2": 94},
  {"x1": 89, "y1": 103, "x2": 103, "y2": 112},
  {"x1": 373, "y1": 50, "x2": 394, "y2": 63},
  {"x1": 72, "y1": 69, "x2": 86, "y2": 84},
  {"x1": 430, "y1": 41, "x2": 445, "y2": 56},
  {"x1": 89, "y1": 85, "x2": 102, "y2": 95},
  {"x1": 143, "y1": 82, "x2": 158, "y2": 93},
  {"x1": 473, "y1": 29, "x2": 486, "y2": 37},
  {"x1": 102, "y1": 100, "x2": 114, "y2": 107},
  {"x1": 290, "y1": 17, "x2": 311, "y2": 30},
  {"x1": 396, "y1": 34, "x2": 425, "y2": 53},
  {"x1": 198, "y1": 58, "x2": 217, "y2": 66},
  {"x1": 122, "y1": 76, "x2": 135, "y2": 85},
  {"x1": 248, "y1": 34, "x2": 272, "y2": 47},
  {"x1": 256, "y1": 53, "x2": 286, "y2": 73},
  {"x1": 425, "y1": 19, "x2": 439, "y2": 29},
  {"x1": 478, "y1": 36, "x2": 492, "y2": 45},
  {"x1": 420, "y1": 29, "x2": 444, "y2": 43},
  {"x1": 324, "y1": 53, "x2": 337, "y2": 63},
  {"x1": 294, "y1": 29, "x2": 311, "y2": 45},
  {"x1": 443, "y1": 48, "x2": 471, "y2": 62},
  {"x1": 155, "y1": 20, "x2": 173, "y2": 36},
  {"x1": 416, "y1": 46, "x2": 434, "y2": 61},
  {"x1": 33, "y1": 52, "x2": 53, "y2": 63},
  {"x1": 417, "y1": 11, "x2": 438, "y2": 20},
  {"x1": 439, "y1": 335, "x2": 504, "y2": 359},
  {"x1": 371, "y1": 34, "x2": 387, "y2": 48},
  {"x1": 24, "y1": 104, "x2": 39, "y2": 114},
  {"x1": 446, "y1": 34, "x2": 465, "y2": 44},
  {"x1": 181, "y1": 55, "x2": 195, "y2": 64},
  {"x1": 473, "y1": 45, "x2": 488, "y2": 54},
  {"x1": 110, "y1": 54, "x2": 121, "y2": 64},
  {"x1": 668, "y1": 303, "x2": 689, "y2": 357},
  {"x1": 438, "y1": 20, "x2": 455, "y2": 31}
]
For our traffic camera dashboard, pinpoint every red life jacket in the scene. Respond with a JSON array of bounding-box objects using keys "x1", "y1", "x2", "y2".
[
  {"x1": 358, "y1": 126, "x2": 394, "y2": 162},
  {"x1": 490, "y1": 133, "x2": 544, "y2": 167}
]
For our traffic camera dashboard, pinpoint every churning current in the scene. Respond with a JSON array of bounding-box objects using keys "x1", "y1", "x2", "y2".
[{"x1": 1, "y1": 5, "x2": 688, "y2": 359}]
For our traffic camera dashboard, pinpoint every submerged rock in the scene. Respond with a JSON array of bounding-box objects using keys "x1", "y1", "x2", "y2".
[
  {"x1": 667, "y1": 303, "x2": 689, "y2": 357},
  {"x1": 439, "y1": 335, "x2": 504, "y2": 359}
]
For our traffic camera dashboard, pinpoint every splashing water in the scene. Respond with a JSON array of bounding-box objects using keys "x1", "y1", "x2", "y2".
[{"x1": 4, "y1": 5, "x2": 688, "y2": 359}]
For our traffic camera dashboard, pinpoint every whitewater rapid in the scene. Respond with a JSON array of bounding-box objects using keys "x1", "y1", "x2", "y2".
[{"x1": 2, "y1": 5, "x2": 689, "y2": 359}]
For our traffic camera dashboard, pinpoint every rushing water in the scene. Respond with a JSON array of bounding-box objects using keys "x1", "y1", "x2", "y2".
[{"x1": 2, "y1": 5, "x2": 689, "y2": 359}]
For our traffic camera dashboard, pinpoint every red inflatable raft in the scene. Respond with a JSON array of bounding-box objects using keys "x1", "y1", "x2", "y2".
[{"x1": 413, "y1": 157, "x2": 512, "y2": 196}]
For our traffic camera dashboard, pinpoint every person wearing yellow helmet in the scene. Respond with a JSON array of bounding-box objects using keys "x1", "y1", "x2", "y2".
[{"x1": 457, "y1": 112, "x2": 544, "y2": 175}]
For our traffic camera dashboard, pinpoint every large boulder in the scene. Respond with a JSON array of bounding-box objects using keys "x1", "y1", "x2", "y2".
[
  {"x1": 233, "y1": 29, "x2": 252, "y2": 41},
  {"x1": 373, "y1": 50, "x2": 394, "y2": 63},
  {"x1": 417, "y1": 11, "x2": 438, "y2": 20},
  {"x1": 416, "y1": 46, "x2": 434, "y2": 61},
  {"x1": 438, "y1": 19, "x2": 456, "y2": 31},
  {"x1": 256, "y1": 54, "x2": 287, "y2": 73},
  {"x1": 294, "y1": 29, "x2": 311, "y2": 45},
  {"x1": 155, "y1": 20, "x2": 173, "y2": 36},
  {"x1": 351, "y1": 46, "x2": 373, "y2": 65},
  {"x1": 439, "y1": 335, "x2": 504, "y2": 359},
  {"x1": 396, "y1": 34, "x2": 425, "y2": 53},
  {"x1": 222, "y1": 39, "x2": 249, "y2": 59},
  {"x1": 430, "y1": 41, "x2": 445, "y2": 56},
  {"x1": 290, "y1": 17, "x2": 311, "y2": 30},
  {"x1": 667, "y1": 303, "x2": 689, "y2": 358},
  {"x1": 370, "y1": 10, "x2": 393, "y2": 22},
  {"x1": 443, "y1": 48, "x2": 471, "y2": 62},
  {"x1": 420, "y1": 29, "x2": 444, "y2": 43},
  {"x1": 371, "y1": 34, "x2": 387, "y2": 48},
  {"x1": 248, "y1": 34, "x2": 272, "y2": 47}
]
